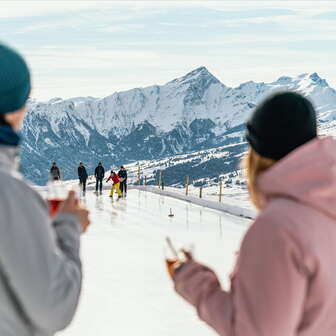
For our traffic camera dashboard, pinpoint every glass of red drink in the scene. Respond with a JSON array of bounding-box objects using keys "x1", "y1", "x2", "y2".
[{"x1": 47, "y1": 180, "x2": 68, "y2": 217}]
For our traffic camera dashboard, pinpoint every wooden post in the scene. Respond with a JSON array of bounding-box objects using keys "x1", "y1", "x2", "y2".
[
  {"x1": 144, "y1": 176, "x2": 147, "y2": 186},
  {"x1": 199, "y1": 186, "x2": 203, "y2": 199},
  {"x1": 160, "y1": 171, "x2": 164, "y2": 190},
  {"x1": 219, "y1": 180, "x2": 223, "y2": 202},
  {"x1": 159, "y1": 171, "x2": 162, "y2": 188},
  {"x1": 137, "y1": 164, "x2": 141, "y2": 185},
  {"x1": 185, "y1": 176, "x2": 189, "y2": 196}
]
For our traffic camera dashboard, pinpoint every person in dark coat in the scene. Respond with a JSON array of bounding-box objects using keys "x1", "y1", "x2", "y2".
[
  {"x1": 118, "y1": 165, "x2": 128, "y2": 197},
  {"x1": 78, "y1": 162, "x2": 88, "y2": 194},
  {"x1": 50, "y1": 162, "x2": 60, "y2": 180},
  {"x1": 94, "y1": 162, "x2": 105, "y2": 194}
]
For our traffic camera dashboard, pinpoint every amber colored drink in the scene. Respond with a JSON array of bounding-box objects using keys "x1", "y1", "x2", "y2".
[
  {"x1": 166, "y1": 258, "x2": 180, "y2": 277},
  {"x1": 48, "y1": 199, "x2": 63, "y2": 217},
  {"x1": 166, "y1": 259, "x2": 178, "y2": 267}
]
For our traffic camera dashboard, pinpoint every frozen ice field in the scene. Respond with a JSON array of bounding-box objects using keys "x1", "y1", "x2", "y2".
[{"x1": 59, "y1": 189, "x2": 250, "y2": 336}]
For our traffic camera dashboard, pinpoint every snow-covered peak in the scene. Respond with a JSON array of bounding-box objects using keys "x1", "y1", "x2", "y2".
[
  {"x1": 262, "y1": 72, "x2": 336, "y2": 120},
  {"x1": 308, "y1": 72, "x2": 329, "y2": 87},
  {"x1": 291, "y1": 72, "x2": 329, "y2": 89},
  {"x1": 236, "y1": 80, "x2": 262, "y2": 91},
  {"x1": 274, "y1": 76, "x2": 293, "y2": 84},
  {"x1": 298, "y1": 73, "x2": 309, "y2": 79},
  {"x1": 48, "y1": 97, "x2": 63, "y2": 104},
  {"x1": 271, "y1": 72, "x2": 329, "y2": 89},
  {"x1": 167, "y1": 66, "x2": 220, "y2": 87},
  {"x1": 309, "y1": 72, "x2": 322, "y2": 81}
]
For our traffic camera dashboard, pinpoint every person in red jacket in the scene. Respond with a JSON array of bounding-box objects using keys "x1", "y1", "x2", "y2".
[{"x1": 106, "y1": 170, "x2": 122, "y2": 199}]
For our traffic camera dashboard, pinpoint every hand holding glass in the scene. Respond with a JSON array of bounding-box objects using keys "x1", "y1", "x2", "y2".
[
  {"x1": 47, "y1": 181, "x2": 80, "y2": 217},
  {"x1": 165, "y1": 237, "x2": 193, "y2": 277}
]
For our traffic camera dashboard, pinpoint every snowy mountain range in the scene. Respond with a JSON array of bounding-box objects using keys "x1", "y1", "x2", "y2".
[{"x1": 21, "y1": 67, "x2": 336, "y2": 185}]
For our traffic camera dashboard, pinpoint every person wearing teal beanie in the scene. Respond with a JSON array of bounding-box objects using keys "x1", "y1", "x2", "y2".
[
  {"x1": 0, "y1": 44, "x2": 31, "y2": 146},
  {"x1": 0, "y1": 43, "x2": 90, "y2": 336},
  {"x1": 0, "y1": 44, "x2": 31, "y2": 114}
]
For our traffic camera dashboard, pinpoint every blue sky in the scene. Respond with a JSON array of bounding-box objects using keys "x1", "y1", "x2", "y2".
[{"x1": 1, "y1": 1, "x2": 336, "y2": 100}]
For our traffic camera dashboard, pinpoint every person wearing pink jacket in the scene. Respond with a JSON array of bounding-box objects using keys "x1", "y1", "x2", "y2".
[{"x1": 169, "y1": 91, "x2": 336, "y2": 335}]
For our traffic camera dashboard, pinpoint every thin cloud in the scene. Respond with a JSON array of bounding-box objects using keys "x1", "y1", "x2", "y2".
[
  {"x1": 200, "y1": 1, "x2": 336, "y2": 11},
  {"x1": 313, "y1": 10, "x2": 336, "y2": 20},
  {"x1": 100, "y1": 24, "x2": 145, "y2": 33},
  {"x1": 0, "y1": 1, "x2": 100, "y2": 18},
  {"x1": 2, "y1": 1, "x2": 336, "y2": 100}
]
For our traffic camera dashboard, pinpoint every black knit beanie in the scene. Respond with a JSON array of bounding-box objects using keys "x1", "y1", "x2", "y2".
[{"x1": 245, "y1": 91, "x2": 317, "y2": 160}]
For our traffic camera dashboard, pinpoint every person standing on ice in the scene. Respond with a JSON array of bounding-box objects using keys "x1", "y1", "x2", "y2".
[
  {"x1": 0, "y1": 43, "x2": 90, "y2": 335},
  {"x1": 168, "y1": 91, "x2": 336, "y2": 335},
  {"x1": 118, "y1": 165, "x2": 127, "y2": 197},
  {"x1": 50, "y1": 161, "x2": 61, "y2": 180},
  {"x1": 106, "y1": 170, "x2": 122, "y2": 199},
  {"x1": 77, "y1": 162, "x2": 88, "y2": 195},
  {"x1": 94, "y1": 161, "x2": 105, "y2": 195}
]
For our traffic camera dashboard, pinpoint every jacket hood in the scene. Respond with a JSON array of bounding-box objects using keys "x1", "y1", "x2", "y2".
[{"x1": 258, "y1": 137, "x2": 336, "y2": 219}]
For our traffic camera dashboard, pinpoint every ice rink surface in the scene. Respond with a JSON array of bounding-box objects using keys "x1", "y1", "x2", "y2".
[{"x1": 59, "y1": 189, "x2": 250, "y2": 336}]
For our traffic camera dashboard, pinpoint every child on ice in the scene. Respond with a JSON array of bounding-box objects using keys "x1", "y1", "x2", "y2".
[{"x1": 106, "y1": 171, "x2": 122, "y2": 199}]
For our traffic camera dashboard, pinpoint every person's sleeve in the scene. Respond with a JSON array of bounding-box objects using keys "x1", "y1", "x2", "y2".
[
  {"x1": 174, "y1": 212, "x2": 307, "y2": 336},
  {"x1": 77, "y1": 167, "x2": 80, "y2": 177},
  {"x1": 102, "y1": 168, "x2": 105, "y2": 177},
  {"x1": 0, "y1": 180, "x2": 82, "y2": 334}
]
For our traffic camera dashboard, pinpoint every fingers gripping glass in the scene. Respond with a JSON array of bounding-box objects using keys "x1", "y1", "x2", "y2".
[{"x1": 165, "y1": 237, "x2": 193, "y2": 277}]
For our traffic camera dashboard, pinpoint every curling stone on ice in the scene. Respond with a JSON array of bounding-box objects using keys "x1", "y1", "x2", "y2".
[{"x1": 168, "y1": 208, "x2": 175, "y2": 217}]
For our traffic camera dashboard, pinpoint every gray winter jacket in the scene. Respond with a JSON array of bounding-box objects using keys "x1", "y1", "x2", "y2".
[{"x1": 0, "y1": 146, "x2": 82, "y2": 336}]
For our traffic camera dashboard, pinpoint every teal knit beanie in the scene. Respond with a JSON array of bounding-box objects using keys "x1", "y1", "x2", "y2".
[{"x1": 0, "y1": 44, "x2": 31, "y2": 114}]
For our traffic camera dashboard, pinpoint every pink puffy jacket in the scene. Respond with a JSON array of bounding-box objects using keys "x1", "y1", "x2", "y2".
[{"x1": 174, "y1": 137, "x2": 336, "y2": 336}]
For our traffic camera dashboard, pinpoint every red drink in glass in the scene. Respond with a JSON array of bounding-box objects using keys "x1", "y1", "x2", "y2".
[
  {"x1": 48, "y1": 198, "x2": 64, "y2": 217},
  {"x1": 47, "y1": 178, "x2": 68, "y2": 217}
]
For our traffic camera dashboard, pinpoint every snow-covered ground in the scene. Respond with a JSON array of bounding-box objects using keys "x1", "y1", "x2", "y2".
[
  {"x1": 58, "y1": 189, "x2": 250, "y2": 336},
  {"x1": 180, "y1": 180, "x2": 254, "y2": 209},
  {"x1": 161, "y1": 184, "x2": 253, "y2": 211},
  {"x1": 130, "y1": 185, "x2": 256, "y2": 219}
]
